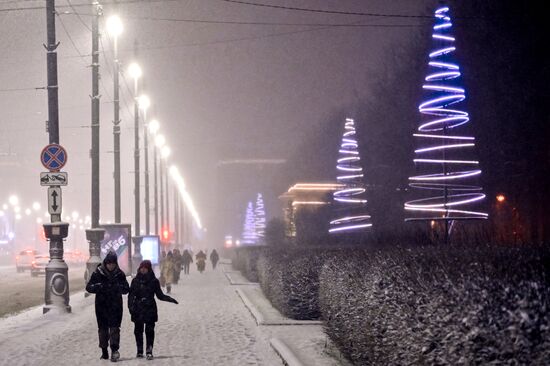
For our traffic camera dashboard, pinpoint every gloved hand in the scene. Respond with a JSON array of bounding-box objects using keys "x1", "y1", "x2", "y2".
[{"x1": 169, "y1": 297, "x2": 178, "y2": 305}]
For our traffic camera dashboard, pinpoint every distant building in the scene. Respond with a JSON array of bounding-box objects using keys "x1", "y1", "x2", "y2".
[{"x1": 279, "y1": 183, "x2": 343, "y2": 239}]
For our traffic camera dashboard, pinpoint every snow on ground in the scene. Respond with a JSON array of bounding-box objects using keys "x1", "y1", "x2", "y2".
[
  {"x1": 0, "y1": 262, "x2": 282, "y2": 366},
  {"x1": 0, "y1": 265, "x2": 86, "y2": 318},
  {"x1": 220, "y1": 264, "x2": 347, "y2": 366}
]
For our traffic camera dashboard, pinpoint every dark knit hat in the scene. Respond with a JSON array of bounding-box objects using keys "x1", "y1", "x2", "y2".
[
  {"x1": 138, "y1": 260, "x2": 153, "y2": 272},
  {"x1": 103, "y1": 250, "x2": 118, "y2": 265}
]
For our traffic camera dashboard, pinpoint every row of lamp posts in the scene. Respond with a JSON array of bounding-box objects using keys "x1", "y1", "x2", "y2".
[
  {"x1": 85, "y1": 12, "x2": 176, "y2": 280},
  {"x1": 41, "y1": 1, "x2": 183, "y2": 313}
]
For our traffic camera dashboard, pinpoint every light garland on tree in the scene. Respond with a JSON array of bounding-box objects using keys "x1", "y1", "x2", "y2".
[
  {"x1": 254, "y1": 193, "x2": 266, "y2": 239},
  {"x1": 242, "y1": 201, "x2": 257, "y2": 244},
  {"x1": 329, "y1": 118, "x2": 372, "y2": 234},
  {"x1": 405, "y1": 6, "x2": 487, "y2": 222}
]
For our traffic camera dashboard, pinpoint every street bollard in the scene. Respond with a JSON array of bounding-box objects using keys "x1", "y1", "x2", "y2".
[
  {"x1": 132, "y1": 236, "x2": 143, "y2": 277},
  {"x1": 43, "y1": 222, "x2": 71, "y2": 314},
  {"x1": 84, "y1": 228, "x2": 105, "y2": 297}
]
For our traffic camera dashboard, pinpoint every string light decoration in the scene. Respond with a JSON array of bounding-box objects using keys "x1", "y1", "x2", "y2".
[
  {"x1": 329, "y1": 118, "x2": 372, "y2": 234},
  {"x1": 254, "y1": 193, "x2": 266, "y2": 239},
  {"x1": 405, "y1": 6, "x2": 488, "y2": 234},
  {"x1": 242, "y1": 201, "x2": 257, "y2": 244}
]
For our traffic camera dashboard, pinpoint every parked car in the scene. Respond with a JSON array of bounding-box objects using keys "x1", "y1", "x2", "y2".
[
  {"x1": 65, "y1": 250, "x2": 86, "y2": 265},
  {"x1": 15, "y1": 250, "x2": 39, "y2": 272},
  {"x1": 30, "y1": 255, "x2": 50, "y2": 277}
]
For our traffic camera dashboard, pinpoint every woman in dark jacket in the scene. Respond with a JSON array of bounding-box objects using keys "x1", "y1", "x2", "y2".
[
  {"x1": 86, "y1": 251, "x2": 130, "y2": 362},
  {"x1": 128, "y1": 260, "x2": 178, "y2": 360}
]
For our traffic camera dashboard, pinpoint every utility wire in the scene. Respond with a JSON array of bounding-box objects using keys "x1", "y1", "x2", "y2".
[
  {"x1": 0, "y1": 0, "x2": 179, "y2": 13},
  {"x1": 57, "y1": 11, "x2": 88, "y2": 64},
  {"x1": 0, "y1": 87, "x2": 44, "y2": 92},
  {"x1": 66, "y1": 0, "x2": 91, "y2": 32},
  {"x1": 64, "y1": 17, "x2": 419, "y2": 60},
  {"x1": 100, "y1": 14, "x2": 422, "y2": 27},
  {"x1": 217, "y1": 0, "x2": 435, "y2": 19}
]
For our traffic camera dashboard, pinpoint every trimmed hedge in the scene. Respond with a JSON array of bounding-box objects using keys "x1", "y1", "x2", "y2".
[
  {"x1": 257, "y1": 247, "x2": 338, "y2": 320},
  {"x1": 319, "y1": 245, "x2": 550, "y2": 365},
  {"x1": 231, "y1": 246, "x2": 265, "y2": 282}
]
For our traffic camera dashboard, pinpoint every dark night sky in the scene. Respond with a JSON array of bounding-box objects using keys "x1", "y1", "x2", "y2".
[{"x1": 0, "y1": 0, "x2": 438, "y2": 244}]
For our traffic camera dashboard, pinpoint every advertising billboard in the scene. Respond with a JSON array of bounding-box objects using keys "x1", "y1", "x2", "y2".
[
  {"x1": 100, "y1": 224, "x2": 131, "y2": 275},
  {"x1": 141, "y1": 235, "x2": 160, "y2": 265}
]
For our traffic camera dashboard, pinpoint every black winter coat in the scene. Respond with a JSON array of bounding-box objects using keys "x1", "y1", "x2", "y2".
[
  {"x1": 128, "y1": 272, "x2": 176, "y2": 323},
  {"x1": 86, "y1": 264, "x2": 129, "y2": 327}
]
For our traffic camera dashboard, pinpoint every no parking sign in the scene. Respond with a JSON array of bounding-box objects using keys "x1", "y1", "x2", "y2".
[{"x1": 40, "y1": 144, "x2": 67, "y2": 171}]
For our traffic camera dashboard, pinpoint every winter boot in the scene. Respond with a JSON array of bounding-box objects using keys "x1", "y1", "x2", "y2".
[
  {"x1": 110, "y1": 350, "x2": 120, "y2": 362},
  {"x1": 146, "y1": 346, "x2": 154, "y2": 360},
  {"x1": 136, "y1": 352, "x2": 144, "y2": 358},
  {"x1": 100, "y1": 348, "x2": 109, "y2": 360}
]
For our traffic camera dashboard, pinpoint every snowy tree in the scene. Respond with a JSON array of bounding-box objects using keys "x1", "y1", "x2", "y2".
[
  {"x1": 329, "y1": 118, "x2": 372, "y2": 234},
  {"x1": 404, "y1": 6, "x2": 487, "y2": 241}
]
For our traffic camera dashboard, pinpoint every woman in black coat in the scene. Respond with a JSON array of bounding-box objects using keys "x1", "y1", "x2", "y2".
[
  {"x1": 86, "y1": 251, "x2": 130, "y2": 362},
  {"x1": 128, "y1": 260, "x2": 178, "y2": 360}
]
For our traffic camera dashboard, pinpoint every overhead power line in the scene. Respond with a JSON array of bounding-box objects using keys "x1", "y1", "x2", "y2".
[
  {"x1": 0, "y1": 0, "x2": 178, "y2": 13},
  {"x1": 217, "y1": 0, "x2": 435, "y2": 19},
  {"x1": 105, "y1": 14, "x2": 423, "y2": 27}
]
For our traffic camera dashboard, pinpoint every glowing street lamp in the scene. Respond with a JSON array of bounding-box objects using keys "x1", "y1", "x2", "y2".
[
  {"x1": 32, "y1": 202, "x2": 41, "y2": 211},
  {"x1": 128, "y1": 63, "x2": 142, "y2": 89},
  {"x1": 106, "y1": 15, "x2": 123, "y2": 38},
  {"x1": 8, "y1": 195, "x2": 18, "y2": 206},
  {"x1": 161, "y1": 146, "x2": 171, "y2": 159},
  {"x1": 148, "y1": 119, "x2": 160, "y2": 135},
  {"x1": 155, "y1": 134, "x2": 165, "y2": 148},
  {"x1": 496, "y1": 194, "x2": 506, "y2": 203}
]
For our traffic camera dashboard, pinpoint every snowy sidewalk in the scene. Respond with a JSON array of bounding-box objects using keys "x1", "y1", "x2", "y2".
[
  {"x1": 222, "y1": 265, "x2": 347, "y2": 366},
  {"x1": 0, "y1": 263, "x2": 281, "y2": 366}
]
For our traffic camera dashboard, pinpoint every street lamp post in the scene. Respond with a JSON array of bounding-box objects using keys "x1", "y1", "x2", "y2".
[
  {"x1": 43, "y1": 0, "x2": 70, "y2": 314},
  {"x1": 161, "y1": 146, "x2": 170, "y2": 244},
  {"x1": 139, "y1": 96, "x2": 151, "y2": 235},
  {"x1": 128, "y1": 62, "x2": 143, "y2": 274},
  {"x1": 106, "y1": 15, "x2": 123, "y2": 224},
  {"x1": 155, "y1": 135, "x2": 165, "y2": 236},
  {"x1": 85, "y1": 2, "x2": 105, "y2": 297},
  {"x1": 149, "y1": 120, "x2": 160, "y2": 235}
]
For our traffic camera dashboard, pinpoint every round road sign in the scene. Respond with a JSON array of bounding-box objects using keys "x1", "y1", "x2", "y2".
[{"x1": 40, "y1": 144, "x2": 68, "y2": 171}]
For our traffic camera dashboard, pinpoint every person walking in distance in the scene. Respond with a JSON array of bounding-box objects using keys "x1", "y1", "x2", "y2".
[
  {"x1": 195, "y1": 250, "x2": 207, "y2": 273},
  {"x1": 172, "y1": 248, "x2": 183, "y2": 284},
  {"x1": 128, "y1": 260, "x2": 178, "y2": 360},
  {"x1": 210, "y1": 249, "x2": 219, "y2": 270},
  {"x1": 86, "y1": 251, "x2": 130, "y2": 362},
  {"x1": 181, "y1": 249, "x2": 193, "y2": 275},
  {"x1": 160, "y1": 251, "x2": 176, "y2": 293}
]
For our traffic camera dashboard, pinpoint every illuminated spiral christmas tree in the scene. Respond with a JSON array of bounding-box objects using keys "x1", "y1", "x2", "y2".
[
  {"x1": 329, "y1": 118, "x2": 372, "y2": 234},
  {"x1": 254, "y1": 193, "x2": 266, "y2": 240},
  {"x1": 242, "y1": 201, "x2": 257, "y2": 245},
  {"x1": 405, "y1": 6, "x2": 488, "y2": 237}
]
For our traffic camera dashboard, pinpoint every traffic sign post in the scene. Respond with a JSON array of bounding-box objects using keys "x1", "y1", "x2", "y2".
[{"x1": 40, "y1": 144, "x2": 70, "y2": 314}]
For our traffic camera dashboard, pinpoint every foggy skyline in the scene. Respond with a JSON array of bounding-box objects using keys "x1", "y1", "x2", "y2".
[{"x1": 0, "y1": 0, "x2": 435, "y2": 242}]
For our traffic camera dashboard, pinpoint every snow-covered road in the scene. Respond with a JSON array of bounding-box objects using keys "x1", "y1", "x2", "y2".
[{"x1": 0, "y1": 264, "x2": 282, "y2": 366}]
